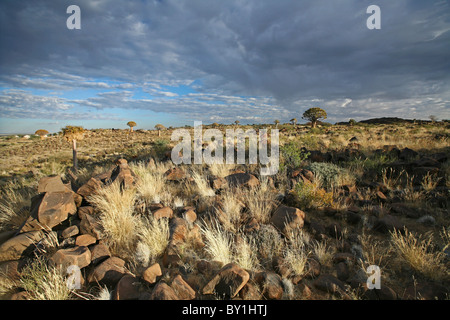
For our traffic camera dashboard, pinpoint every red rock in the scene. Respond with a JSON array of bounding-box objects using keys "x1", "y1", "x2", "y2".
[
  {"x1": 49, "y1": 246, "x2": 91, "y2": 269},
  {"x1": 36, "y1": 192, "x2": 77, "y2": 229},
  {"x1": 202, "y1": 263, "x2": 250, "y2": 298},
  {"x1": 114, "y1": 275, "x2": 141, "y2": 300},
  {"x1": 89, "y1": 243, "x2": 111, "y2": 265},
  {"x1": 37, "y1": 176, "x2": 68, "y2": 193},
  {"x1": 76, "y1": 177, "x2": 103, "y2": 198},
  {"x1": 150, "y1": 281, "x2": 179, "y2": 300},
  {"x1": 153, "y1": 206, "x2": 173, "y2": 220},
  {"x1": 254, "y1": 271, "x2": 284, "y2": 300},
  {"x1": 88, "y1": 257, "x2": 127, "y2": 286},
  {"x1": 171, "y1": 274, "x2": 196, "y2": 300},
  {"x1": 75, "y1": 234, "x2": 97, "y2": 246},
  {"x1": 0, "y1": 231, "x2": 45, "y2": 262},
  {"x1": 270, "y1": 205, "x2": 305, "y2": 234},
  {"x1": 165, "y1": 167, "x2": 186, "y2": 181},
  {"x1": 142, "y1": 263, "x2": 162, "y2": 284},
  {"x1": 225, "y1": 172, "x2": 259, "y2": 188}
]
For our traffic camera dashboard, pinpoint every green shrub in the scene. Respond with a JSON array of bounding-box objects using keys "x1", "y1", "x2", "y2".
[
  {"x1": 292, "y1": 180, "x2": 334, "y2": 209},
  {"x1": 306, "y1": 162, "x2": 354, "y2": 189},
  {"x1": 280, "y1": 142, "x2": 310, "y2": 171}
]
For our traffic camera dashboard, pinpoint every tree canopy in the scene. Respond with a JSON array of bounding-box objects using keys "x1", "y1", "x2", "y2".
[{"x1": 302, "y1": 108, "x2": 327, "y2": 128}]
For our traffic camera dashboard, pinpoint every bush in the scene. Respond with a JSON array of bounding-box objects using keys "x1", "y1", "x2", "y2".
[
  {"x1": 280, "y1": 142, "x2": 310, "y2": 171},
  {"x1": 306, "y1": 162, "x2": 354, "y2": 189},
  {"x1": 292, "y1": 180, "x2": 333, "y2": 209}
]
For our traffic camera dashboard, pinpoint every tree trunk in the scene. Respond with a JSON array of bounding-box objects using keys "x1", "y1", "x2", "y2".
[
  {"x1": 311, "y1": 120, "x2": 317, "y2": 128},
  {"x1": 130, "y1": 127, "x2": 133, "y2": 133},
  {"x1": 72, "y1": 139, "x2": 78, "y2": 172},
  {"x1": 158, "y1": 130, "x2": 161, "y2": 137}
]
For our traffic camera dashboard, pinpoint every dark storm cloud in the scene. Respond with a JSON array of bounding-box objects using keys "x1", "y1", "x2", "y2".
[{"x1": 0, "y1": 0, "x2": 449, "y2": 122}]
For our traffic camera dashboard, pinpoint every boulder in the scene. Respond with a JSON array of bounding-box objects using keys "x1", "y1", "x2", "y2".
[
  {"x1": 88, "y1": 256, "x2": 127, "y2": 286},
  {"x1": 109, "y1": 159, "x2": 136, "y2": 189},
  {"x1": 80, "y1": 214, "x2": 103, "y2": 240},
  {"x1": 165, "y1": 167, "x2": 186, "y2": 181},
  {"x1": 373, "y1": 215, "x2": 404, "y2": 234},
  {"x1": 76, "y1": 177, "x2": 103, "y2": 199},
  {"x1": 114, "y1": 275, "x2": 141, "y2": 300},
  {"x1": 36, "y1": 192, "x2": 77, "y2": 229},
  {"x1": 225, "y1": 172, "x2": 259, "y2": 188},
  {"x1": 75, "y1": 234, "x2": 97, "y2": 247},
  {"x1": 202, "y1": 263, "x2": 250, "y2": 298},
  {"x1": 314, "y1": 274, "x2": 347, "y2": 295},
  {"x1": 254, "y1": 271, "x2": 284, "y2": 300},
  {"x1": 142, "y1": 263, "x2": 162, "y2": 284},
  {"x1": 89, "y1": 243, "x2": 111, "y2": 265},
  {"x1": 61, "y1": 225, "x2": 79, "y2": 239},
  {"x1": 150, "y1": 281, "x2": 179, "y2": 300},
  {"x1": 171, "y1": 274, "x2": 196, "y2": 300},
  {"x1": 49, "y1": 246, "x2": 91, "y2": 269},
  {"x1": 152, "y1": 206, "x2": 173, "y2": 220},
  {"x1": 37, "y1": 176, "x2": 68, "y2": 193},
  {"x1": 0, "y1": 231, "x2": 45, "y2": 262},
  {"x1": 270, "y1": 205, "x2": 305, "y2": 234}
]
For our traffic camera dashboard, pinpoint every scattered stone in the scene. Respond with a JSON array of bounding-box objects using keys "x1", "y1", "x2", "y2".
[
  {"x1": 88, "y1": 256, "x2": 127, "y2": 286},
  {"x1": 80, "y1": 214, "x2": 103, "y2": 240},
  {"x1": 150, "y1": 281, "x2": 179, "y2": 300},
  {"x1": 49, "y1": 246, "x2": 91, "y2": 269},
  {"x1": 0, "y1": 231, "x2": 45, "y2": 262},
  {"x1": 77, "y1": 206, "x2": 95, "y2": 220},
  {"x1": 76, "y1": 177, "x2": 103, "y2": 198},
  {"x1": 313, "y1": 274, "x2": 347, "y2": 295},
  {"x1": 225, "y1": 172, "x2": 259, "y2": 188},
  {"x1": 335, "y1": 262, "x2": 350, "y2": 281},
  {"x1": 165, "y1": 167, "x2": 186, "y2": 181},
  {"x1": 61, "y1": 225, "x2": 79, "y2": 239},
  {"x1": 109, "y1": 159, "x2": 136, "y2": 189},
  {"x1": 114, "y1": 275, "x2": 141, "y2": 300},
  {"x1": 89, "y1": 243, "x2": 111, "y2": 265},
  {"x1": 153, "y1": 206, "x2": 173, "y2": 220},
  {"x1": 169, "y1": 217, "x2": 189, "y2": 245},
  {"x1": 270, "y1": 205, "x2": 305, "y2": 234},
  {"x1": 171, "y1": 274, "x2": 196, "y2": 300},
  {"x1": 37, "y1": 176, "x2": 68, "y2": 193},
  {"x1": 182, "y1": 208, "x2": 197, "y2": 224},
  {"x1": 75, "y1": 234, "x2": 97, "y2": 246},
  {"x1": 254, "y1": 271, "x2": 284, "y2": 300},
  {"x1": 35, "y1": 192, "x2": 77, "y2": 229},
  {"x1": 373, "y1": 215, "x2": 404, "y2": 234},
  {"x1": 202, "y1": 263, "x2": 250, "y2": 298},
  {"x1": 142, "y1": 263, "x2": 162, "y2": 284},
  {"x1": 210, "y1": 176, "x2": 228, "y2": 190}
]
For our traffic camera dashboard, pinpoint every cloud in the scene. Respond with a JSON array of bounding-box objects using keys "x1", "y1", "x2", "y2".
[{"x1": 0, "y1": 0, "x2": 449, "y2": 126}]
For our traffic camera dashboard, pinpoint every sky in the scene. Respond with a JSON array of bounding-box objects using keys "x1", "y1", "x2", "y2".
[{"x1": 0, "y1": 0, "x2": 449, "y2": 134}]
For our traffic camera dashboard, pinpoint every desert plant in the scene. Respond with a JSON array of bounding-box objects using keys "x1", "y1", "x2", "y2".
[
  {"x1": 290, "y1": 118, "x2": 297, "y2": 126},
  {"x1": 200, "y1": 218, "x2": 233, "y2": 265},
  {"x1": 306, "y1": 162, "x2": 354, "y2": 189},
  {"x1": 19, "y1": 257, "x2": 74, "y2": 300},
  {"x1": 274, "y1": 120, "x2": 280, "y2": 128},
  {"x1": 61, "y1": 126, "x2": 85, "y2": 172},
  {"x1": 292, "y1": 180, "x2": 334, "y2": 209},
  {"x1": 282, "y1": 229, "x2": 311, "y2": 277},
  {"x1": 280, "y1": 142, "x2": 310, "y2": 171},
  {"x1": 243, "y1": 178, "x2": 278, "y2": 224},
  {"x1": 35, "y1": 129, "x2": 49, "y2": 140},
  {"x1": 155, "y1": 124, "x2": 166, "y2": 137},
  {"x1": 234, "y1": 236, "x2": 260, "y2": 271},
  {"x1": 302, "y1": 107, "x2": 327, "y2": 128},
  {"x1": 390, "y1": 228, "x2": 448, "y2": 281},
  {"x1": 127, "y1": 121, "x2": 137, "y2": 132},
  {"x1": 87, "y1": 182, "x2": 139, "y2": 258}
]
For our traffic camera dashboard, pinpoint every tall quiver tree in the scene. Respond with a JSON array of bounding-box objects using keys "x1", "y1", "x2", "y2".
[
  {"x1": 274, "y1": 120, "x2": 280, "y2": 128},
  {"x1": 127, "y1": 121, "x2": 137, "y2": 132},
  {"x1": 302, "y1": 107, "x2": 327, "y2": 128},
  {"x1": 155, "y1": 124, "x2": 166, "y2": 137},
  {"x1": 35, "y1": 129, "x2": 49, "y2": 140},
  {"x1": 62, "y1": 126, "x2": 85, "y2": 172},
  {"x1": 290, "y1": 118, "x2": 297, "y2": 126}
]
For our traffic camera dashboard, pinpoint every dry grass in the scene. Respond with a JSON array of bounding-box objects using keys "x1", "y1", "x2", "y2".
[
  {"x1": 19, "y1": 257, "x2": 74, "y2": 300},
  {"x1": 243, "y1": 178, "x2": 278, "y2": 224},
  {"x1": 390, "y1": 228, "x2": 448, "y2": 281},
  {"x1": 234, "y1": 236, "x2": 260, "y2": 271},
  {"x1": 200, "y1": 218, "x2": 233, "y2": 265},
  {"x1": 87, "y1": 182, "x2": 139, "y2": 259},
  {"x1": 282, "y1": 230, "x2": 311, "y2": 277},
  {"x1": 134, "y1": 216, "x2": 170, "y2": 267}
]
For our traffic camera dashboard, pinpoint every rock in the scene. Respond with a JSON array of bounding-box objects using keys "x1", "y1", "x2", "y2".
[
  {"x1": 182, "y1": 208, "x2": 197, "y2": 224},
  {"x1": 165, "y1": 167, "x2": 186, "y2": 181},
  {"x1": 114, "y1": 275, "x2": 141, "y2": 300},
  {"x1": 373, "y1": 215, "x2": 404, "y2": 234},
  {"x1": 202, "y1": 263, "x2": 250, "y2": 298},
  {"x1": 0, "y1": 230, "x2": 18, "y2": 246},
  {"x1": 152, "y1": 206, "x2": 173, "y2": 220},
  {"x1": 37, "y1": 176, "x2": 68, "y2": 193},
  {"x1": 35, "y1": 192, "x2": 77, "y2": 229},
  {"x1": 61, "y1": 225, "x2": 79, "y2": 239},
  {"x1": 417, "y1": 215, "x2": 436, "y2": 226},
  {"x1": 89, "y1": 243, "x2": 111, "y2": 265},
  {"x1": 399, "y1": 147, "x2": 418, "y2": 160},
  {"x1": 332, "y1": 253, "x2": 356, "y2": 264},
  {"x1": 49, "y1": 246, "x2": 91, "y2": 269},
  {"x1": 162, "y1": 244, "x2": 181, "y2": 268},
  {"x1": 305, "y1": 258, "x2": 321, "y2": 279},
  {"x1": 77, "y1": 206, "x2": 95, "y2": 220},
  {"x1": 88, "y1": 256, "x2": 127, "y2": 286},
  {"x1": 142, "y1": 263, "x2": 162, "y2": 284},
  {"x1": 210, "y1": 176, "x2": 228, "y2": 190},
  {"x1": 224, "y1": 172, "x2": 259, "y2": 188},
  {"x1": 150, "y1": 281, "x2": 179, "y2": 300},
  {"x1": 76, "y1": 177, "x2": 103, "y2": 198},
  {"x1": 314, "y1": 274, "x2": 347, "y2": 295},
  {"x1": 336, "y1": 262, "x2": 350, "y2": 281},
  {"x1": 169, "y1": 218, "x2": 189, "y2": 245},
  {"x1": 270, "y1": 205, "x2": 305, "y2": 234},
  {"x1": 80, "y1": 214, "x2": 103, "y2": 239},
  {"x1": 171, "y1": 274, "x2": 196, "y2": 300},
  {"x1": 109, "y1": 159, "x2": 136, "y2": 189},
  {"x1": 0, "y1": 231, "x2": 45, "y2": 262},
  {"x1": 239, "y1": 282, "x2": 262, "y2": 300},
  {"x1": 403, "y1": 281, "x2": 448, "y2": 300},
  {"x1": 254, "y1": 271, "x2": 284, "y2": 300},
  {"x1": 75, "y1": 234, "x2": 97, "y2": 247}
]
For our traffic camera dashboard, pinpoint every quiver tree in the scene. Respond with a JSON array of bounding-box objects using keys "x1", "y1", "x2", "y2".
[
  {"x1": 35, "y1": 129, "x2": 49, "y2": 140},
  {"x1": 61, "y1": 126, "x2": 85, "y2": 172},
  {"x1": 302, "y1": 107, "x2": 327, "y2": 128},
  {"x1": 155, "y1": 124, "x2": 166, "y2": 137},
  {"x1": 290, "y1": 118, "x2": 297, "y2": 126},
  {"x1": 274, "y1": 120, "x2": 280, "y2": 128},
  {"x1": 127, "y1": 121, "x2": 137, "y2": 132}
]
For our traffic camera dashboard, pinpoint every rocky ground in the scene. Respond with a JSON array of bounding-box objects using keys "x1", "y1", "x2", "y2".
[{"x1": 0, "y1": 121, "x2": 448, "y2": 300}]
